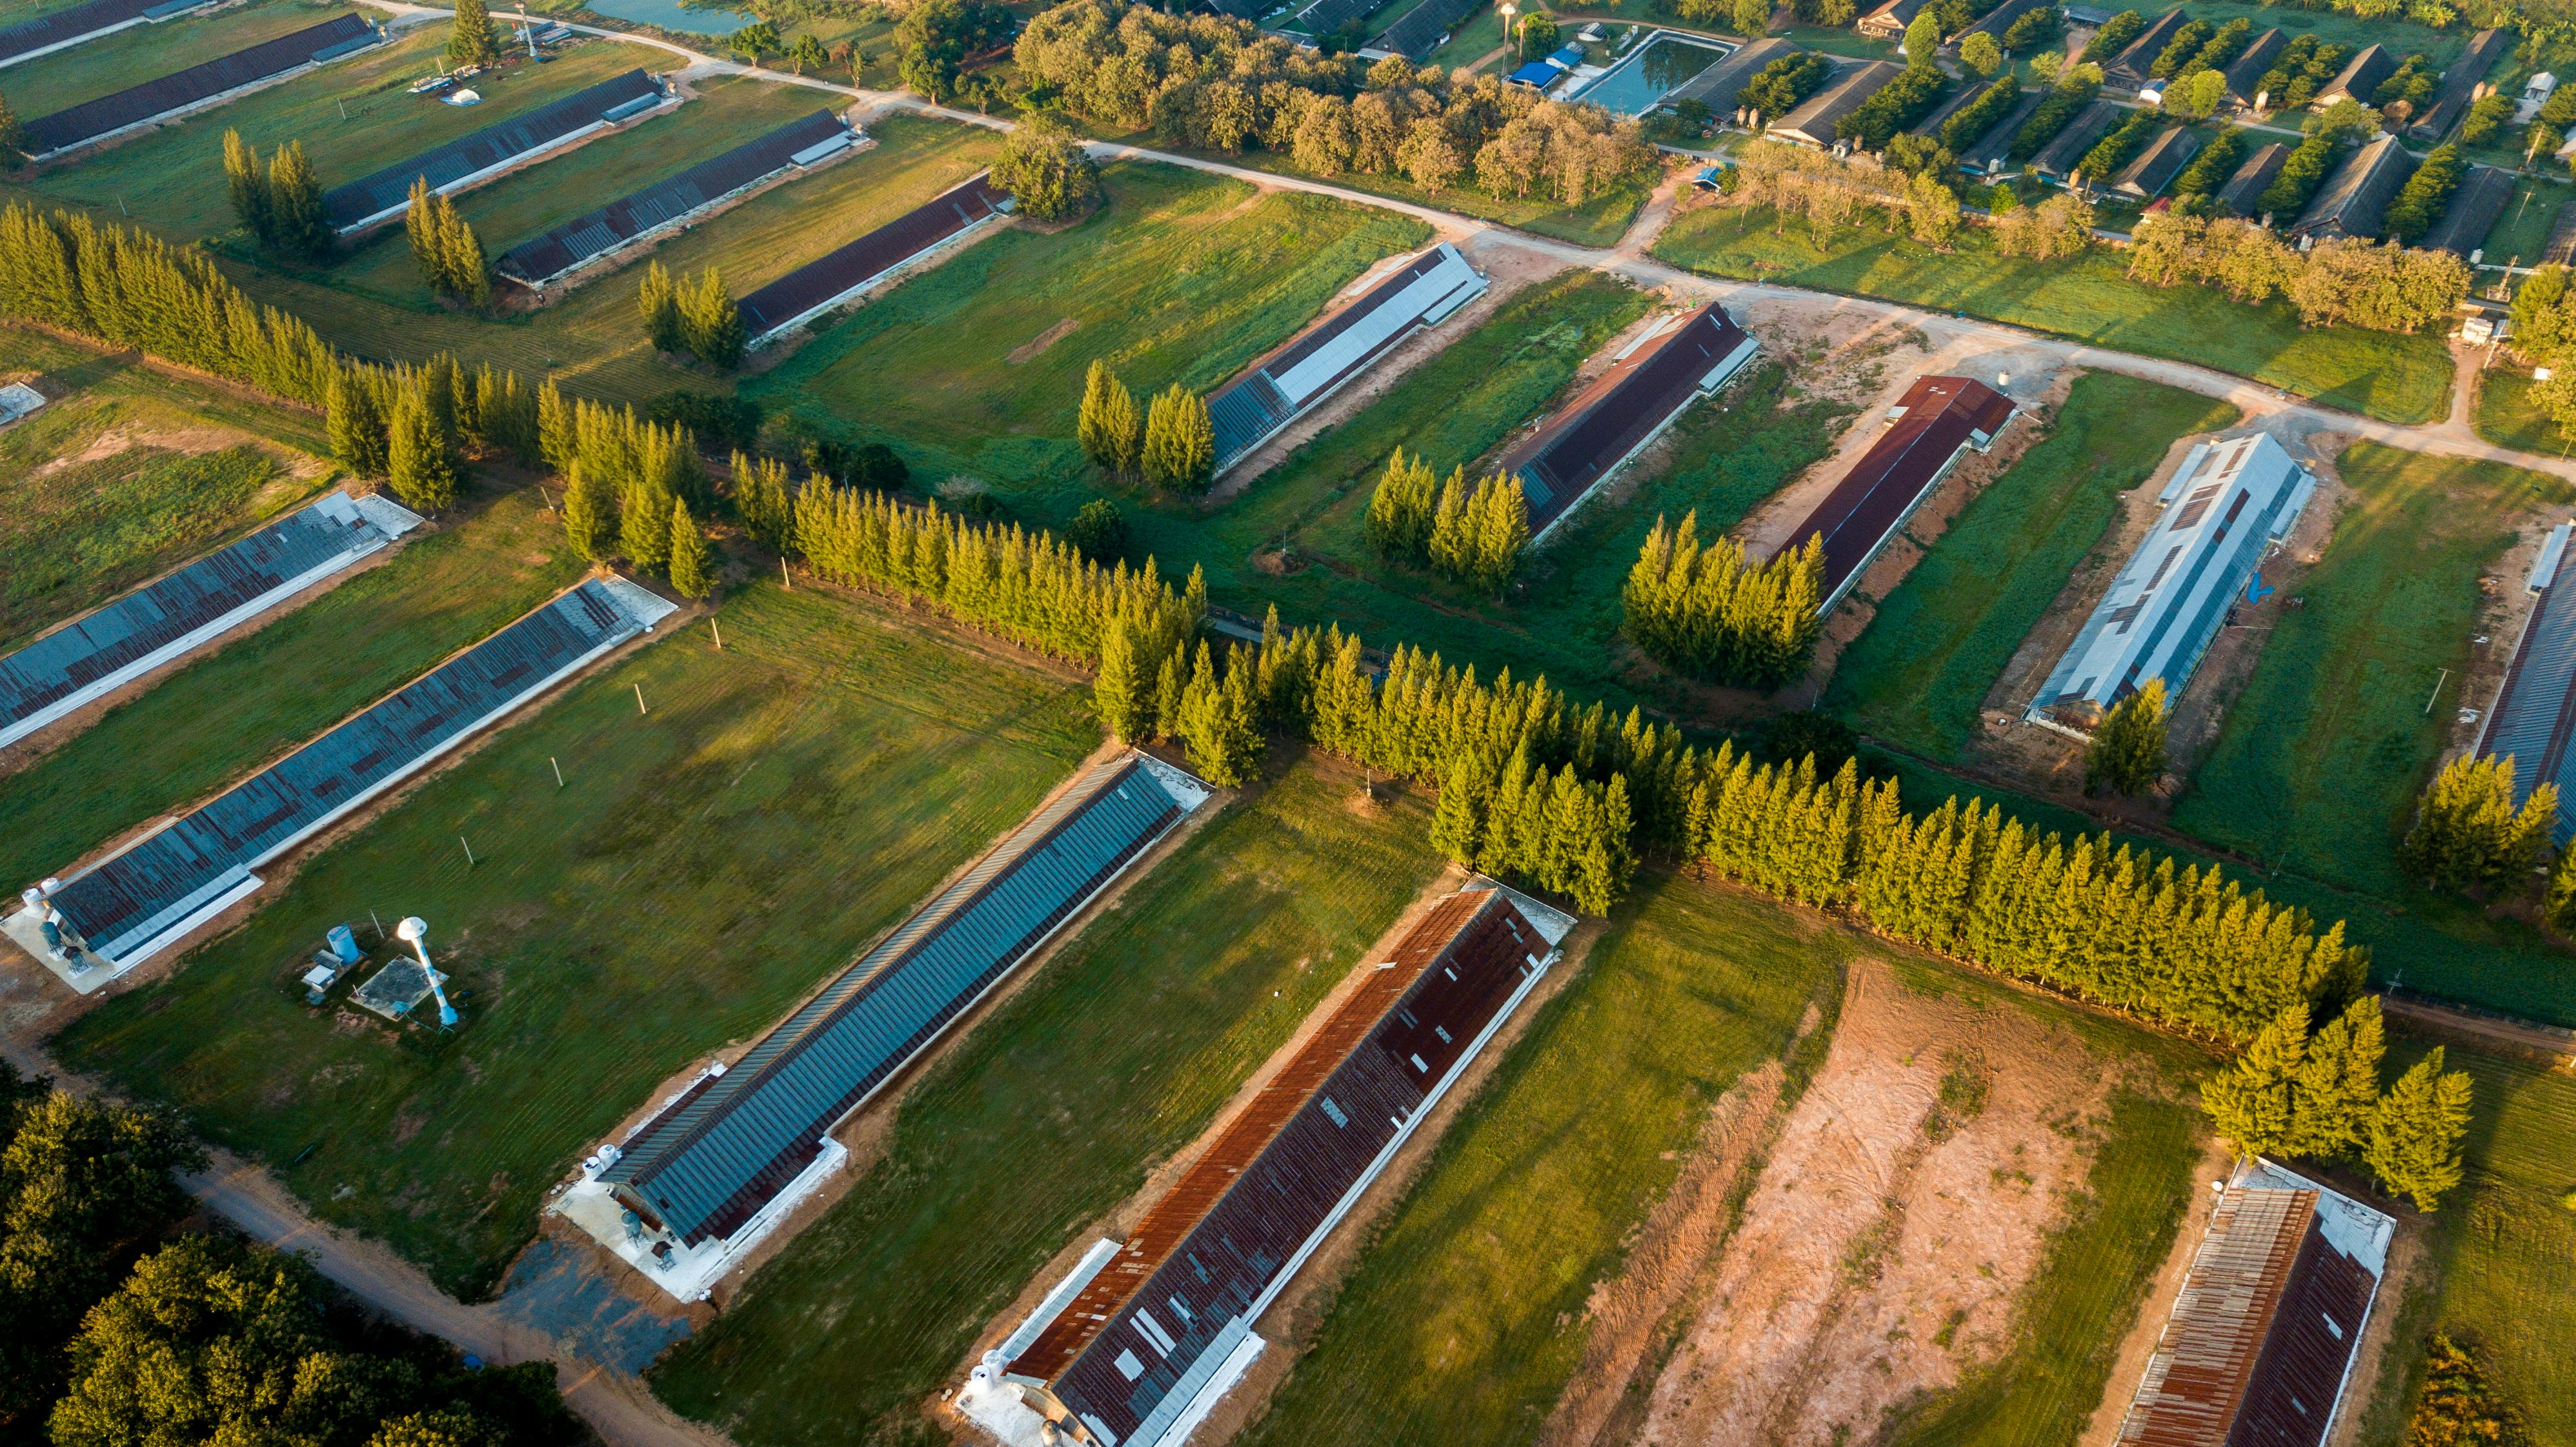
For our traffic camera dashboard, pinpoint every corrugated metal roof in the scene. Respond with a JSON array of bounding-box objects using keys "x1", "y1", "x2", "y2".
[
  {"x1": 2420, "y1": 163, "x2": 2513, "y2": 258},
  {"x1": 1373, "y1": 0, "x2": 1480, "y2": 61},
  {"x1": 2220, "y1": 28, "x2": 2287, "y2": 104},
  {"x1": 1, "y1": 491, "x2": 414, "y2": 748},
  {"x1": 1009, "y1": 885, "x2": 1554, "y2": 1447},
  {"x1": 2478, "y1": 553, "x2": 2576, "y2": 842},
  {"x1": 2289, "y1": 134, "x2": 2416, "y2": 239},
  {"x1": 46, "y1": 578, "x2": 670, "y2": 964},
  {"x1": 2410, "y1": 28, "x2": 2507, "y2": 139},
  {"x1": 1293, "y1": 0, "x2": 1374, "y2": 35},
  {"x1": 1501, "y1": 302, "x2": 1758, "y2": 539},
  {"x1": 0, "y1": 0, "x2": 192, "y2": 64},
  {"x1": 1668, "y1": 36, "x2": 1792, "y2": 114},
  {"x1": 2102, "y1": 8, "x2": 2189, "y2": 88},
  {"x1": 23, "y1": 13, "x2": 376, "y2": 154},
  {"x1": 736, "y1": 174, "x2": 1005, "y2": 341},
  {"x1": 2317, "y1": 43, "x2": 2393, "y2": 106},
  {"x1": 2216, "y1": 143, "x2": 2289, "y2": 218},
  {"x1": 1963, "y1": 91, "x2": 2042, "y2": 171},
  {"x1": 2112, "y1": 125, "x2": 2202, "y2": 198},
  {"x1": 1769, "y1": 60, "x2": 1900, "y2": 147},
  {"x1": 1207, "y1": 243, "x2": 1484, "y2": 471},
  {"x1": 496, "y1": 109, "x2": 846, "y2": 285},
  {"x1": 1780, "y1": 374, "x2": 2015, "y2": 611},
  {"x1": 600, "y1": 754, "x2": 1202, "y2": 1244},
  {"x1": 322, "y1": 68, "x2": 664, "y2": 229},
  {"x1": 2031, "y1": 99, "x2": 2121, "y2": 181}
]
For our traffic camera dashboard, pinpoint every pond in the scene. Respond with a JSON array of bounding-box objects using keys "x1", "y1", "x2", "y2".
[
  {"x1": 582, "y1": 0, "x2": 757, "y2": 37},
  {"x1": 1573, "y1": 33, "x2": 1728, "y2": 117}
]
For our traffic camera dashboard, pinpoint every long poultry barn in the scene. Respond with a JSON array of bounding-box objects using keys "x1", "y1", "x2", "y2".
[
  {"x1": 1498, "y1": 301, "x2": 1758, "y2": 544},
  {"x1": 496, "y1": 108, "x2": 856, "y2": 289},
  {"x1": 2475, "y1": 518, "x2": 2576, "y2": 843},
  {"x1": 11, "y1": 577, "x2": 675, "y2": 987},
  {"x1": 0, "y1": 490, "x2": 421, "y2": 753},
  {"x1": 19, "y1": 12, "x2": 381, "y2": 158},
  {"x1": 2115, "y1": 1159, "x2": 2392, "y2": 1447},
  {"x1": 1205, "y1": 243, "x2": 1485, "y2": 477},
  {"x1": 2026, "y1": 432, "x2": 2313, "y2": 736},
  {"x1": 0, "y1": 0, "x2": 210, "y2": 69},
  {"x1": 1773, "y1": 374, "x2": 2013, "y2": 615},
  {"x1": 958, "y1": 879, "x2": 1575, "y2": 1447},
  {"x1": 556, "y1": 752, "x2": 1211, "y2": 1302},
  {"x1": 737, "y1": 174, "x2": 1011, "y2": 347},
  {"x1": 322, "y1": 68, "x2": 670, "y2": 234}
]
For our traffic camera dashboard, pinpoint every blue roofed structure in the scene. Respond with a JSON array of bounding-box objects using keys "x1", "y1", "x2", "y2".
[
  {"x1": 0, "y1": 491, "x2": 422, "y2": 753},
  {"x1": 1206, "y1": 244, "x2": 1485, "y2": 476},
  {"x1": 0, "y1": 0, "x2": 210, "y2": 68},
  {"x1": 323, "y1": 68, "x2": 667, "y2": 234},
  {"x1": 21, "y1": 13, "x2": 380, "y2": 157},
  {"x1": 582, "y1": 753, "x2": 1209, "y2": 1288},
  {"x1": 2476, "y1": 520, "x2": 2576, "y2": 843},
  {"x1": 28, "y1": 577, "x2": 677, "y2": 983},
  {"x1": 1507, "y1": 58, "x2": 1560, "y2": 87}
]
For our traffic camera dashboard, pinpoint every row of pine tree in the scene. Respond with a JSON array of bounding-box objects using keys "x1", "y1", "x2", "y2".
[
  {"x1": 405, "y1": 180, "x2": 490, "y2": 307},
  {"x1": 1363, "y1": 449, "x2": 1529, "y2": 591},
  {"x1": 1076, "y1": 360, "x2": 1214, "y2": 492},
  {"x1": 1621, "y1": 512, "x2": 1822, "y2": 688},
  {"x1": 639, "y1": 262, "x2": 745, "y2": 369}
]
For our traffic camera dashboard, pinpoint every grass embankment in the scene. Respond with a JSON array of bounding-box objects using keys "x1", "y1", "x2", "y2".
[
  {"x1": 0, "y1": 325, "x2": 336, "y2": 650},
  {"x1": 3, "y1": 0, "x2": 353, "y2": 117},
  {"x1": 51, "y1": 581, "x2": 1098, "y2": 1297},
  {"x1": 1652, "y1": 204, "x2": 2455, "y2": 426},
  {"x1": 0, "y1": 482, "x2": 579, "y2": 891},
  {"x1": 647, "y1": 754, "x2": 1445, "y2": 1444},
  {"x1": 2352, "y1": 1041, "x2": 2576, "y2": 1447},
  {"x1": 1826, "y1": 374, "x2": 2240, "y2": 760}
]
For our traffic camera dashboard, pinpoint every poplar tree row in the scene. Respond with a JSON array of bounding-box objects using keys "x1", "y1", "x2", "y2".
[
  {"x1": 540, "y1": 389, "x2": 714, "y2": 595},
  {"x1": 221, "y1": 130, "x2": 332, "y2": 260},
  {"x1": 1620, "y1": 512, "x2": 1822, "y2": 689},
  {"x1": 2200, "y1": 997, "x2": 2473, "y2": 1211},
  {"x1": 1076, "y1": 361, "x2": 1214, "y2": 492},
  {"x1": 1095, "y1": 632, "x2": 1263, "y2": 786},
  {"x1": 1363, "y1": 449, "x2": 1529, "y2": 591},
  {"x1": 639, "y1": 261, "x2": 745, "y2": 370},
  {"x1": 405, "y1": 179, "x2": 489, "y2": 307}
]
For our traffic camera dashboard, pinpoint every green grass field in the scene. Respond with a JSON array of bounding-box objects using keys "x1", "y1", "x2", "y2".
[
  {"x1": 2172, "y1": 444, "x2": 2570, "y2": 899},
  {"x1": 752, "y1": 160, "x2": 1428, "y2": 484},
  {"x1": 3, "y1": 0, "x2": 354, "y2": 118},
  {"x1": 1825, "y1": 374, "x2": 2240, "y2": 761},
  {"x1": 2351, "y1": 1040, "x2": 2576, "y2": 1447},
  {"x1": 0, "y1": 324, "x2": 336, "y2": 651},
  {"x1": 647, "y1": 753, "x2": 1445, "y2": 1446},
  {"x1": 1652, "y1": 205, "x2": 2456, "y2": 426},
  {"x1": 50, "y1": 580, "x2": 1098, "y2": 1298},
  {"x1": 2471, "y1": 368, "x2": 2561, "y2": 454},
  {"x1": 0, "y1": 481, "x2": 580, "y2": 894},
  {"x1": 1425, "y1": 3, "x2": 1505, "y2": 70},
  {"x1": 2473, "y1": 177, "x2": 2564, "y2": 268}
]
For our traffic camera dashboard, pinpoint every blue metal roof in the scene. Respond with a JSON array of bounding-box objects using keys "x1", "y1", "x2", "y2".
[
  {"x1": 0, "y1": 0, "x2": 197, "y2": 64},
  {"x1": 23, "y1": 14, "x2": 377, "y2": 155},
  {"x1": 601, "y1": 754, "x2": 1198, "y2": 1244},
  {"x1": 1, "y1": 491, "x2": 410, "y2": 749},
  {"x1": 1508, "y1": 59, "x2": 1559, "y2": 86},
  {"x1": 47, "y1": 578, "x2": 669, "y2": 964},
  {"x1": 322, "y1": 68, "x2": 664, "y2": 230},
  {"x1": 2480, "y1": 561, "x2": 2576, "y2": 843}
]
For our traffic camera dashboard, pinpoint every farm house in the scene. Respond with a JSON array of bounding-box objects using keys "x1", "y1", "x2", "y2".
[
  {"x1": 2475, "y1": 520, "x2": 2576, "y2": 842},
  {"x1": 322, "y1": 69, "x2": 671, "y2": 234},
  {"x1": 1776, "y1": 374, "x2": 2015, "y2": 615},
  {"x1": 1205, "y1": 243, "x2": 1487, "y2": 478},
  {"x1": 1497, "y1": 301, "x2": 1760, "y2": 543},
  {"x1": 738, "y1": 174, "x2": 1011, "y2": 347},
  {"x1": 17, "y1": 14, "x2": 382, "y2": 159},
  {"x1": 8, "y1": 577, "x2": 675, "y2": 986},
  {"x1": 2115, "y1": 1159, "x2": 2392, "y2": 1447},
  {"x1": 559, "y1": 753, "x2": 1209, "y2": 1302},
  {"x1": 2028, "y1": 432, "x2": 2314, "y2": 733},
  {"x1": 960, "y1": 880, "x2": 1573, "y2": 1447}
]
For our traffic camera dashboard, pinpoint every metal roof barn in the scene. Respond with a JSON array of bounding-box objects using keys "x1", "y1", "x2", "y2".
[
  {"x1": 1205, "y1": 244, "x2": 1486, "y2": 476},
  {"x1": 1373, "y1": 0, "x2": 1482, "y2": 61},
  {"x1": 599, "y1": 753, "x2": 1209, "y2": 1248},
  {"x1": 2475, "y1": 525, "x2": 2576, "y2": 842},
  {"x1": 2410, "y1": 27, "x2": 2508, "y2": 140},
  {"x1": 0, "y1": 491, "x2": 421, "y2": 753},
  {"x1": 981, "y1": 882, "x2": 1572, "y2": 1447},
  {"x1": 2315, "y1": 43, "x2": 2395, "y2": 109},
  {"x1": 1962, "y1": 91, "x2": 2042, "y2": 175},
  {"x1": 1780, "y1": 374, "x2": 2014, "y2": 614},
  {"x1": 2220, "y1": 28, "x2": 2287, "y2": 106},
  {"x1": 2030, "y1": 99, "x2": 2120, "y2": 183},
  {"x1": 2028, "y1": 432, "x2": 2312, "y2": 730},
  {"x1": 1667, "y1": 36, "x2": 1790, "y2": 117},
  {"x1": 496, "y1": 109, "x2": 850, "y2": 287},
  {"x1": 1291, "y1": 0, "x2": 1373, "y2": 37},
  {"x1": 1768, "y1": 60, "x2": 1900, "y2": 147},
  {"x1": 2111, "y1": 124, "x2": 2202, "y2": 199},
  {"x1": 2102, "y1": 8, "x2": 2189, "y2": 90},
  {"x1": 2420, "y1": 163, "x2": 2514, "y2": 258},
  {"x1": 39, "y1": 577, "x2": 675, "y2": 976},
  {"x1": 2115, "y1": 1159, "x2": 2391, "y2": 1447},
  {"x1": 323, "y1": 68, "x2": 667, "y2": 233},
  {"x1": 2289, "y1": 134, "x2": 2417, "y2": 240},
  {"x1": 2215, "y1": 142, "x2": 2289, "y2": 218},
  {"x1": 0, "y1": 0, "x2": 207, "y2": 68},
  {"x1": 737, "y1": 174, "x2": 1007, "y2": 346},
  {"x1": 1498, "y1": 302, "x2": 1759, "y2": 543},
  {"x1": 22, "y1": 13, "x2": 379, "y2": 157}
]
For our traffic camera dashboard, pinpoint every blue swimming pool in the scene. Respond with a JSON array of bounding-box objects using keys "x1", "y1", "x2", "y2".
[
  {"x1": 1575, "y1": 32, "x2": 1728, "y2": 117},
  {"x1": 583, "y1": 0, "x2": 756, "y2": 37}
]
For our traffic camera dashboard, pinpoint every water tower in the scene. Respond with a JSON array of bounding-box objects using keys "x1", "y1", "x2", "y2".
[{"x1": 394, "y1": 916, "x2": 460, "y2": 1028}]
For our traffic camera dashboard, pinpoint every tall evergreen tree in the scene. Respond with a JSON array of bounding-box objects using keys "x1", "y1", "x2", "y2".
[
  {"x1": 561, "y1": 461, "x2": 612, "y2": 562},
  {"x1": 1140, "y1": 385, "x2": 1213, "y2": 492},
  {"x1": 2546, "y1": 844, "x2": 2576, "y2": 933},
  {"x1": 1094, "y1": 616, "x2": 1149, "y2": 743},
  {"x1": 2201, "y1": 1004, "x2": 2306, "y2": 1157},
  {"x1": 1152, "y1": 645, "x2": 1185, "y2": 740},
  {"x1": 667, "y1": 497, "x2": 712, "y2": 596},
  {"x1": 679, "y1": 268, "x2": 745, "y2": 369},
  {"x1": 639, "y1": 262, "x2": 683, "y2": 355},
  {"x1": 621, "y1": 472, "x2": 674, "y2": 571},
  {"x1": 385, "y1": 380, "x2": 457, "y2": 512},
  {"x1": 223, "y1": 130, "x2": 274, "y2": 247},
  {"x1": 1101, "y1": 367, "x2": 1141, "y2": 477},
  {"x1": 1429, "y1": 751, "x2": 1492, "y2": 864},
  {"x1": 405, "y1": 178, "x2": 443, "y2": 290},
  {"x1": 267, "y1": 142, "x2": 330, "y2": 259},
  {"x1": 2402, "y1": 754, "x2": 2556, "y2": 894},
  {"x1": 2085, "y1": 679, "x2": 2168, "y2": 796},
  {"x1": 1077, "y1": 359, "x2": 1120, "y2": 471},
  {"x1": 0, "y1": 94, "x2": 23, "y2": 159},
  {"x1": 326, "y1": 368, "x2": 387, "y2": 476},
  {"x1": 2365, "y1": 1047, "x2": 2473, "y2": 1211},
  {"x1": 439, "y1": 201, "x2": 488, "y2": 307},
  {"x1": 2288, "y1": 995, "x2": 2384, "y2": 1157},
  {"x1": 447, "y1": 0, "x2": 503, "y2": 68}
]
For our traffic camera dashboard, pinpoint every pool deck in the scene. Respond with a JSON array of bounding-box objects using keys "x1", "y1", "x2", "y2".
[{"x1": 1567, "y1": 29, "x2": 1734, "y2": 117}]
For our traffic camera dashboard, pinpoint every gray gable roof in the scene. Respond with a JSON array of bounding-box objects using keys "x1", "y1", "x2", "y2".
[{"x1": 2289, "y1": 134, "x2": 2417, "y2": 238}]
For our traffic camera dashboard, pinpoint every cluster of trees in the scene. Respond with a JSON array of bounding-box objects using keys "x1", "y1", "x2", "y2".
[
  {"x1": 1938, "y1": 77, "x2": 2021, "y2": 152},
  {"x1": 1620, "y1": 512, "x2": 1822, "y2": 689},
  {"x1": 2508, "y1": 263, "x2": 2576, "y2": 439},
  {"x1": 1989, "y1": 190, "x2": 2096, "y2": 259},
  {"x1": 638, "y1": 261, "x2": 745, "y2": 370},
  {"x1": 1726, "y1": 141, "x2": 1962, "y2": 252},
  {"x1": 543, "y1": 389, "x2": 716, "y2": 596},
  {"x1": 2400, "y1": 754, "x2": 2571, "y2": 915},
  {"x1": 894, "y1": 0, "x2": 1015, "y2": 105},
  {"x1": 2385, "y1": 143, "x2": 2466, "y2": 248},
  {"x1": 1012, "y1": 0, "x2": 1653, "y2": 205},
  {"x1": 447, "y1": 0, "x2": 502, "y2": 69},
  {"x1": 2011, "y1": 67, "x2": 2102, "y2": 162},
  {"x1": 1096, "y1": 634, "x2": 1265, "y2": 784},
  {"x1": 989, "y1": 116, "x2": 1100, "y2": 221},
  {"x1": 0, "y1": 1065, "x2": 579, "y2": 1447},
  {"x1": 221, "y1": 130, "x2": 332, "y2": 259},
  {"x1": 328, "y1": 354, "x2": 538, "y2": 507},
  {"x1": 2251, "y1": 34, "x2": 2353, "y2": 114},
  {"x1": 1741, "y1": 52, "x2": 1832, "y2": 124},
  {"x1": 1363, "y1": 449, "x2": 1530, "y2": 591},
  {"x1": 2405, "y1": 1335, "x2": 2528, "y2": 1446},
  {"x1": 405, "y1": 180, "x2": 489, "y2": 307},
  {"x1": 2083, "y1": 678, "x2": 2169, "y2": 796},
  {"x1": 2125, "y1": 213, "x2": 2470, "y2": 332},
  {"x1": 2160, "y1": 15, "x2": 2255, "y2": 84},
  {"x1": 1840, "y1": 56, "x2": 1951, "y2": 151},
  {"x1": 1430, "y1": 747, "x2": 1637, "y2": 915},
  {"x1": 2170, "y1": 125, "x2": 2248, "y2": 205},
  {"x1": 1076, "y1": 361, "x2": 1214, "y2": 491},
  {"x1": 2077, "y1": 9, "x2": 2144, "y2": 63},
  {"x1": 2077, "y1": 108, "x2": 2162, "y2": 185},
  {"x1": 2200, "y1": 998, "x2": 2473, "y2": 1210}
]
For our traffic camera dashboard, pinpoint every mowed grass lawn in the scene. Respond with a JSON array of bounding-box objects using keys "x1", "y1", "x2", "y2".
[
  {"x1": 227, "y1": 105, "x2": 1000, "y2": 403},
  {"x1": 0, "y1": 325, "x2": 336, "y2": 651},
  {"x1": 1826, "y1": 374, "x2": 2240, "y2": 761},
  {"x1": 1653, "y1": 205, "x2": 2455, "y2": 425},
  {"x1": 52, "y1": 581, "x2": 1098, "y2": 1297},
  {"x1": 2471, "y1": 369, "x2": 2559, "y2": 454},
  {"x1": 0, "y1": 482, "x2": 580, "y2": 893},
  {"x1": 751, "y1": 161, "x2": 1429, "y2": 492},
  {"x1": 649, "y1": 754, "x2": 1446, "y2": 1447},
  {"x1": 3, "y1": 0, "x2": 355, "y2": 117}
]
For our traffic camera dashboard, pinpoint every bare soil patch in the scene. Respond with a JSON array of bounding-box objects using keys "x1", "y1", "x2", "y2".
[
  {"x1": 1006, "y1": 318, "x2": 1080, "y2": 365},
  {"x1": 1636, "y1": 955, "x2": 2120, "y2": 1447}
]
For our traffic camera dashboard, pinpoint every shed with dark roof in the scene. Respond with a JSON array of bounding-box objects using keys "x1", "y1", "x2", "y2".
[
  {"x1": 2029, "y1": 97, "x2": 2119, "y2": 182},
  {"x1": 2410, "y1": 26, "x2": 2508, "y2": 139},
  {"x1": 2219, "y1": 26, "x2": 2284, "y2": 106},
  {"x1": 1855, "y1": 0, "x2": 1929, "y2": 41},
  {"x1": 2420, "y1": 163, "x2": 2513, "y2": 258},
  {"x1": 2213, "y1": 140, "x2": 2288, "y2": 216},
  {"x1": 2109, "y1": 123, "x2": 2200, "y2": 197},
  {"x1": 2476, "y1": 523, "x2": 2576, "y2": 842},
  {"x1": 1953, "y1": 0, "x2": 2044, "y2": 48},
  {"x1": 1907, "y1": 80, "x2": 1988, "y2": 139},
  {"x1": 2102, "y1": 8, "x2": 2188, "y2": 90},
  {"x1": 322, "y1": 68, "x2": 667, "y2": 233},
  {"x1": 0, "y1": 0, "x2": 206, "y2": 66},
  {"x1": 1371, "y1": 0, "x2": 1479, "y2": 60},
  {"x1": 1767, "y1": 60, "x2": 1900, "y2": 147},
  {"x1": 1779, "y1": 375, "x2": 2014, "y2": 612},
  {"x1": 21, "y1": 13, "x2": 379, "y2": 157},
  {"x1": 1668, "y1": 35, "x2": 1794, "y2": 120},
  {"x1": 2313, "y1": 41, "x2": 2394, "y2": 108},
  {"x1": 737, "y1": 174, "x2": 1008, "y2": 345},
  {"x1": 1962, "y1": 90, "x2": 2041, "y2": 173},
  {"x1": 2288, "y1": 133, "x2": 2416, "y2": 239}
]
